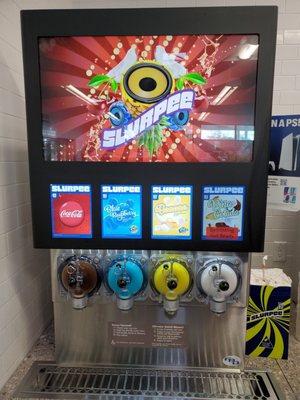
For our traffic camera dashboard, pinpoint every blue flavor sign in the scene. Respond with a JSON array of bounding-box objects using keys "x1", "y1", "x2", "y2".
[{"x1": 101, "y1": 185, "x2": 142, "y2": 239}]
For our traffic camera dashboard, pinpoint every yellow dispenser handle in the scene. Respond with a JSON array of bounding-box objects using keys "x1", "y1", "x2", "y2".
[{"x1": 153, "y1": 260, "x2": 191, "y2": 300}]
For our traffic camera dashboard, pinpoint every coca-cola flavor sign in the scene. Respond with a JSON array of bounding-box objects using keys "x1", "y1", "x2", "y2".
[{"x1": 50, "y1": 184, "x2": 92, "y2": 238}]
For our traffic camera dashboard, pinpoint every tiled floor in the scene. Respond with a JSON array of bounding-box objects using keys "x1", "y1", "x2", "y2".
[
  {"x1": 245, "y1": 333, "x2": 300, "y2": 399},
  {"x1": 0, "y1": 323, "x2": 299, "y2": 400}
]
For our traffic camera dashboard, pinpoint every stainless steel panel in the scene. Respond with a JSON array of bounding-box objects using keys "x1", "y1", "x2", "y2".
[{"x1": 54, "y1": 302, "x2": 246, "y2": 368}]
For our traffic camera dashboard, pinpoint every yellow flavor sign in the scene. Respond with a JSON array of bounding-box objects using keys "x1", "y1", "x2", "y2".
[{"x1": 151, "y1": 185, "x2": 192, "y2": 239}]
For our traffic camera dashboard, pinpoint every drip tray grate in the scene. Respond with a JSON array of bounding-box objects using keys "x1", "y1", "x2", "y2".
[{"x1": 13, "y1": 362, "x2": 284, "y2": 399}]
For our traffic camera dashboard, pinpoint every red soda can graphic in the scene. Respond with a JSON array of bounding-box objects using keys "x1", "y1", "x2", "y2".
[{"x1": 50, "y1": 184, "x2": 92, "y2": 238}]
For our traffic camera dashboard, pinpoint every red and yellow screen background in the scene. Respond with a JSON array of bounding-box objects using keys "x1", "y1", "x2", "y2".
[{"x1": 39, "y1": 34, "x2": 258, "y2": 163}]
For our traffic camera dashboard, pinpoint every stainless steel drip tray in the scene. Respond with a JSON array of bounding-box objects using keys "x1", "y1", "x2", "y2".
[{"x1": 13, "y1": 362, "x2": 284, "y2": 400}]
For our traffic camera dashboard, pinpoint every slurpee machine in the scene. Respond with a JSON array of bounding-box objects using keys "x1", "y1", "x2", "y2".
[{"x1": 21, "y1": 6, "x2": 279, "y2": 398}]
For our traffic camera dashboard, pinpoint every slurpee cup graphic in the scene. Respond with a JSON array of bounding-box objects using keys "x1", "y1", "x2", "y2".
[{"x1": 50, "y1": 184, "x2": 92, "y2": 238}]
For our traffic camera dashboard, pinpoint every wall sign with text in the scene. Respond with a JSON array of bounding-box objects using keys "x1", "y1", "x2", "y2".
[
  {"x1": 268, "y1": 115, "x2": 300, "y2": 211},
  {"x1": 202, "y1": 186, "x2": 245, "y2": 241},
  {"x1": 151, "y1": 185, "x2": 192, "y2": 240}
]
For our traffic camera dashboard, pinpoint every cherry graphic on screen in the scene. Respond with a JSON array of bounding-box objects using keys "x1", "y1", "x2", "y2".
[{"x1": 59, "y1": 201, "x2": 85, "y2": 227}]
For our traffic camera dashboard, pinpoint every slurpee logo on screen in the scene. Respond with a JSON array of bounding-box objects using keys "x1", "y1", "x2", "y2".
[
  {"x1": 152, "y1": 185, "x2": 192, "y2": 240},
  {"x1": 202, "y1": 185, "x2": 245, "y2": 241},
  {"x1": 101, "y1": 185, "x2": 142, "y2": 239},
  {"x1": 102, "y1": 90, "x2": 194, "y2": 148},
  {"x1": 50, "y1": 184, "x2": 92, "y2": 238}
]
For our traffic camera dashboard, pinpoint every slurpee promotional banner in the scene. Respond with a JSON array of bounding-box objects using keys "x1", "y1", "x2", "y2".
[
  {"x1": 246, "y1": 280, "x2": 291, "y2": 360},
  {"x1": 202, "y1": 186, "x2": 245, "y2": 241},
  {"x1": 39, "y1": 34, "x2": 258, "y2": 163},
  {"x1": 151, "y1": 185, "x2": 192, "y2": 240},
  {"x1": 50, "y1": 184, "x2": 92, "y2": 238},
  {"x1": 101, "y1": 185, "x2": 142, "y2": 239}
]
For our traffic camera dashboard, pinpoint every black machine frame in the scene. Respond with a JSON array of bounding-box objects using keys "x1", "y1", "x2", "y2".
[{"x1": 21, "y1": 6, "x2": 277, "y2": 251}]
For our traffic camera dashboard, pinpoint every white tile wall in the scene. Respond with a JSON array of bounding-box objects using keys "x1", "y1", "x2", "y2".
[
  {"x1": 0, "y1": 0, "x2": 52, "y2": 391},
  {"x1": 0, "y1": 0, "x2": 299, "y2": 389}
]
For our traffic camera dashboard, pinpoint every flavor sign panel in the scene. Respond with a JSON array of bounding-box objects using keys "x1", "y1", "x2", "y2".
[
  {"x1": 152, "y1": 185, "x2": 192, "y2": 240},
  {"x1": 202, "y1": 186, "x2": 245, "y2": 241},
  {"x1": 101, "y1": 185, "x2": 142, "y2": 239},
  {"x1": 50, "y1": 184, "x2": 92, "y2": 238}
]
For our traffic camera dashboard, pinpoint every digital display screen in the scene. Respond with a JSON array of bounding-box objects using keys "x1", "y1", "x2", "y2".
[
  {"x1": 202, "y1": 185, "x2": 245, "y2": 241},
  {"x1": 101, "y1": 185, "x2": 142, "y2": 239},
  {"x1": 152, "y1": 185, "x2": 192, "y2": 240},
  {"x1": 39, "y1": 34, "x2": 258, "y2": 163},
  {"x1": 50, "y1": 184, "x2": 92, "y2": 238}
]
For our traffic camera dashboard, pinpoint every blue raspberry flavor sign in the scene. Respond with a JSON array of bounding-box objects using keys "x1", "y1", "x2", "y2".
[{"x1": 101, "y1": 185, "x2": 142, "y2": 239}]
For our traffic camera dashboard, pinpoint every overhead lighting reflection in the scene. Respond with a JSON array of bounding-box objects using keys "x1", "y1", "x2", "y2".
[
  {"x1": 199, "y1": 112, "x2": 210, "y2": 121},
  {"x1": 238, "y1": 44, "x2": 259, "y2": 60},
  {"x1": 211, "y1": 85, "x2": 238, "y2": 106},
  {"x1": 62, "y1": 84, "x2": 98, "y2": 105}
]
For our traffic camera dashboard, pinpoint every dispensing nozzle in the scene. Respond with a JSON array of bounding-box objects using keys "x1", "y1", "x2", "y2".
[
  {"x1": 106, "y1": 256, "x2": 146, "y2": 311},
  {"x1": 219, "y1": 280, "x2": 230, "y2": 292},
  {"x1": 197, "y1": 259, "x2": 240, "y2": 314},
  {"x1": 167, "y1": 277, "x2": 178, "y2": 290},
  {"x1": 58, "y1": 256, "x2": 100, "y2": 310},
  {"x1": 210, "y1": 266, "x2": 232, "y2": 314},
  {"x1": 117, "y1": 277, "x2": 128, "y2": 288},
  {"x1": 152, "y1": 257, "x2": 192, "y2": 316}
]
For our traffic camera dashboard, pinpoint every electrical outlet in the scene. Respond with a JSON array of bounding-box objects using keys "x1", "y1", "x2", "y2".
[{"x1": 273, "y1": 241, "x2": 287, "y2": 262}]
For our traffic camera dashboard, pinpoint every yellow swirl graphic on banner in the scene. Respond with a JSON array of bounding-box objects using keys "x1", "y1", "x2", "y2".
[{"x1": 246, "y1": 285, "x2": 290, "y2": 359}]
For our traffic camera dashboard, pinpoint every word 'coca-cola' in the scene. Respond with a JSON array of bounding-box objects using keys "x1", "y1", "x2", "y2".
[{"x1": 59, "y1": 201, "x2": 85, "y2": 227}]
